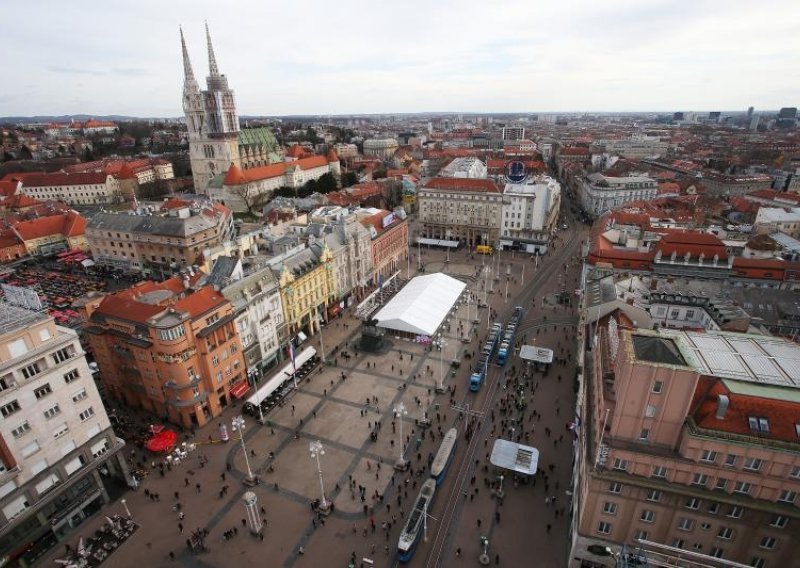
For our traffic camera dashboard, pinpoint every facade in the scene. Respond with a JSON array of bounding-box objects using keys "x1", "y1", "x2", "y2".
[
  {"x1": 332, "y1": 143, "x2": 359, "y2": 159},
  {"x1": 217, "y1": 263, "x2": 284, "y2": 374},
  {"x1": 317, "y1": 215, "x2": 374, "y2": 303},
  {"x1": 363, "y1": 138, "x2": 399, "y2": 159},
  {"x1": 418, "y1": 177, "x2": 503, "y2": 247},
  {"x1": 211, "y1": 150, "x2": 341, "y2": 212},
  {"x1": 12, "y1": 211, "x2": 87, "y2": 257},
  {"x1": 578, "y1": 174, "x2": 658, "y2": 218},
  {"x1": 181, "y1": 26, "x2": 280, "y2": 193},
  {"x1": 85, "y1": 203, "x2": 234, "y2": 275},
  {"x1": 83, "y1": 277, "x2": 246, "y2": 428},
  {"x1": 359, "y1": 210, "x2": 409, "y2": 282},
  {"x1": 439, "y1": 157, "x2": 487, "y2": 179},
  {"x1": 501, "y1": 127, "x2": 525, "y2": 141},
  {"x1": 571, "y1": 325, "x2": 800, "y2": 568},
  {"x1": 273, "y1": 246, "x2": 336, "y2": 339},
  {"x1": 500, "y1": 175, "x2": 561, "y2": 254},
  {"x1": 754, "y1": 207, "x2": 800, "y2": 239},
  {"x1": 702, "y1": 173, "x2": 773, "y2": 197},
  {"x1": 16, "y1": 172, "x2": 121, "y2": 205},
  {"x1": 0, "y1": 304, "x2": 128, "y2": 567},
  {"x1": 596, "y1": 136, "x2": 670, "y2": 159}
]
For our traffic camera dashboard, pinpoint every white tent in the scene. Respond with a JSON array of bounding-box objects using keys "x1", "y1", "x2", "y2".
[{"x1": 373, "y1": 273, "x2": 466, "y2": 337}]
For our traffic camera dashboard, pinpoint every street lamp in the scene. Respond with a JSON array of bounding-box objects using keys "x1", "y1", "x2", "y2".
[
  {"x1": 120, "y1": 498, "x2": 132, "y2": 519},
  {"x1": 436, "y1": 337, "x2": 448, "y2": 393},
  {"x1": 393, "y1": 402, "x2": 409, "y2": 471},
  {"x1": 309, "y1": 440, "x2": 330, "y2": 513},
  {"x1": 232, "y1": 415, "x2": 257, "y2": 485}
]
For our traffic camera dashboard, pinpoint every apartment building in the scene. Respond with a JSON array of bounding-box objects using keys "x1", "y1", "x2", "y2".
[
  {"x1": 500, "y1": 175, "x2": 561, "y2": 254},
  {"x1": 15, "y1": 172, "x2": 122, "y2": 205},
  {"x1": 702, "y1": 173, "x2": 773, "y2": 197},
  {"x1": 82, "y1": 277, "x2": 246, "y2": 428},
  {"x1": 418, "y1": 177, "x2": 503, "y2": 247},
  {"x1": 358, "y1": 209, "x2": 409, "y2": 282},
  {"x1": 85, "y1": 202, "x2": 234, "y2": 276},
  {"x1": 12, "y1": 210, "x2": 87, "y2": 257},
  {"x1": 0, "y1": 303, "x2": 128, "y2": 567},
  {"x1": 363, "y1": 138, "x2": 399, "y2": 159},
  {"x1": 578, "y1": 174, "x2": 658, "y2": 218},
  {"x1": 571, "y1": 325, "x2": 800, "y2": 568},
  {"x1": 753, "y1": 208, "x2": 800, "y2": 239},
  {"x1": 439, "y1": 157, "x2": 488, "y2": 179}
]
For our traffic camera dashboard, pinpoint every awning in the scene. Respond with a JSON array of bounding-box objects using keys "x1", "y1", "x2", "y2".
[
  {"x1": 327, "y1": 304, "x2": 342, "y2": 317},
  {"x1": 490, "y1": 438, "x2": 539, "y2": 475},
  {"x1": 520, "y1": 345, "x2": 554, "y2": 364},
  {"x1": 416, "y1": 237, "x2": 459, "y2": 248},
  {"x1": 297, "y1": 331, "x2": 308, "y2": 343},
  {"x1": 81, "y1": 258, "x2": 95, "y2": 267},
  {"x1": 230, "y1": 380, "x2": 250, "y2": 399}
]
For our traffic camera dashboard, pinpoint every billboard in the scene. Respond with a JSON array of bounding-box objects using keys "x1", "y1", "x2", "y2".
[{"x1": 381, "y1": 213, "x2": 396, "y2": 229}]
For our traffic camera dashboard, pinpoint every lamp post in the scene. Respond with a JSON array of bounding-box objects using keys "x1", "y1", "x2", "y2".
[
  {"x1": 120, "y1": 498, "x2": 132, "y2": 519},
  {"x1": 309, "y1": 440, "x2": 330, "y2": 513},
  {"x1": 393, "y1": 402, "x2": 409, "y2": 471},
  {"x1": 232, "y1": 415, "x2": 257, "y2": 485},
  {"x1": 436, "y1": 337, "x2": 447, "y2": 393},
  {"x1": 495, "y1": 474, "x2": 505, "y2": 499},
  {"x1": 445, "y1": 230, "x2": 451, "y2": 263}
]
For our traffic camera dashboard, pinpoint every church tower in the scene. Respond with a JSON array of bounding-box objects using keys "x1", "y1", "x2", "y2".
[{"x1": 181, "y1": 24, "x2": 242, "y2": 194}]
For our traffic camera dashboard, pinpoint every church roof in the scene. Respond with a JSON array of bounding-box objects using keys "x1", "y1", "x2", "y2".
[
  {"x1": 238, "y1": 127, "x2": 279, "y2": 150},
  {"x1": 286, "y1": 145, "x2": 306, "y2": 159},
  {"x1": 223, "y1": 163, "x2": 247, "y2": 185},
  {"x1": 223, "y1": 156, "x2": 330, "y2": 186},
  {"x1": 326, "y1": 148, "x2": 339, "y2": 163}
]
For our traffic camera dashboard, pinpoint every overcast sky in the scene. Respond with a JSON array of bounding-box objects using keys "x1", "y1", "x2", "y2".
[{"x1": 3, "y1": 0, "x2": 799, "y2": 117}]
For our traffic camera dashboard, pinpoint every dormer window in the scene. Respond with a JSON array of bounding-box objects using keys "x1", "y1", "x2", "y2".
[{"x1": 748, "y1": 416, "x2": 769, "y2": 433}]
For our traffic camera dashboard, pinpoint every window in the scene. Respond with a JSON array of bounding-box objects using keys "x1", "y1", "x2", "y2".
[
  {"x1": 710, "y1": 547, "x2": 725, "y2": 559},
  {"x1": 718, "y1": 527, "x2": 734, "y2": 540},
  {"x1": 692, "y1": 473, "x2": 708, "y2": 487},
  {"x1": 21, "y1": 440, "x2": 40, "y2": 458},
  {"x1": 633, "y1": 529, "x2": 649, "y2": 542},
  {"x1": 11, "y1": 421, "x2": 31, "y2": 438},
  {"x1": 770, "y1": 515, "x2": 788, "y2": 529},
  {"x1": 79, "y1": 407, "x2": 95, "y2": 421},
  {"x1": 645, "y1": 404, "x2": 657, "y2": 418},
  {"x1": 158, "y1": 326, "x2": 185, "y2": 341},
  {"x1": 790, "y1": 465, "x2": 800, "y2": 479},
  {"x1": 0, "y1": 374, "x2": 14, "y2": 391},
  {"x1": 700, "y1": 450, "x2": 717, "y2": 463},
  {"x1": 72, "y1": 389, "x2": 88, "y2": 403},
  {"x1": 701, "y1": 522, "x2": 712, "y2": 530},
  {"x1": 21, "y1": 361, "x2": 42, "y2": 379},
  {"x1": 715, "y1": 478, "x2": 729, "y2": 491},
  {"x1": 613, "y1": 458, "x2": 628, "y2": 471},
  {"x1": 608, "y1": 482, "x2": 622, "y2": 494},
  {"x1": 646, "y1": 489, "x2": 661, "y2": 502},
  {"x1": 748, "y1": 416, "x2": 770, "y2": 433},
  {"x1": 640, "y1": 510, "x2": 655, "y2": 523},
  {"x1": 759, "y1": 536, "x2": 776, "y2": 550},
  {"x1": 677, "y1": 518, "x2": 694, "y2": 531},
  {"x1": 1, "y1": 400, "x2": 21, "y2": 417},
  {"x1": 734, "y1": 481, "x2": 751, "y2": 495},
  {"x1": 51, "y1": 347, "x2": 72, "y2": 364},
  {"x1": 603, "y1": 502, "x2": 618, "y2": 515},
  {"x1": 63, "y1": 369, "x2": 79, "y2": 383},
  {"x1": 212, "y1": 355, "x2": 220, "y2": 367},
  {"x1": 728, "y1": 506, "x2": 743, "y2": 519},
  {"x1": 686, "y1": 498, "x2": 701, "y2": 510},
  {"x1": 672, "y1": 538, "x2": 685, "y2": 549},
  {"x1": 724, "y1": 454, "x2": 738, "y2": 467},
  {"x1": 651, "y1": 466, "x2": 668, "y2": 479},
  {"x1": 744, "y1": 458, "x2": 763, "y2": 471},
  {"x1": 639, "y1": 428, "x2": 650, "y2": 441},
  {"x1": 597, "y1": 521, "x2": 612, "y2": 535},
  {"x1": 778, "y1": 490, "x2": 796, "y2": 504},
  {"x1": 708, "y1": 502, "x2": 720, "y2": 515},
  {"x1": 652, "y1": 380, "x2": 663, "y2": 393},
  {"x1": 750, "y1": 558, "x2": 766, "y2": 568},
  {"x1": 34, "y1": 383, "x2": 52, "y2": 399},
  {"x1": 52, "y1": 422, "x2": 69, "y2": 439},
  {"x1": 43, "y1": 404, "x2": 61, "y2": 419}
]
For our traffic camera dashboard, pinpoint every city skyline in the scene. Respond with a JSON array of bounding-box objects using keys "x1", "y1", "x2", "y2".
[{"x1": 2, "y1": 0, "x2": 799, "y2": 117}]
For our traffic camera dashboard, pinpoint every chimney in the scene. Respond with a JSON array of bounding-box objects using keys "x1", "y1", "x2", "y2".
[{"x1": 715, "y1": 394, "x2": 729, "y2": 420}]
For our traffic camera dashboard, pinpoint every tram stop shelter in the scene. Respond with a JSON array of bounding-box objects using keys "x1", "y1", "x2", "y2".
[
  {"x1": 373, "y1": 273, "x2": 466, "y2": 339},
  {"x1": 490, "y1": 439, "x2": 539, "y2": 476},
  {"x1": 520, "y1": 344, "x2": 554, "y2": 371}
]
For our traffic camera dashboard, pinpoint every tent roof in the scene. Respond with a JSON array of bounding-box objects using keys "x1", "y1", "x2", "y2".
[{"x1": 374, "y1": 273, "x2": 466, "y2": 336}]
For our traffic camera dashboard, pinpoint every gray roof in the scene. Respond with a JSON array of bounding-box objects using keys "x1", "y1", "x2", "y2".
[
  {"x1": 206, "y1": 256, "x2": 241, "y2": 288},
  {"x1": 87, "y1": 211, "x2": 221, "y2": 238},
  {"x1": 220, "y1": 266, "x2": 279, "y2": 310}
]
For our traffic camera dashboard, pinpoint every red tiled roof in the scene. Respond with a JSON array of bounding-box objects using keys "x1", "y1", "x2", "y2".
[
  {"x1": 558, "y1": 147, "x2": 590, "y2": 156},
  {"x1": 656, "y1": 231, "x2": 727, "y2": 260},
  {"x1": 162, "y1": 198, "x2": 193, "y2": 210},
  {"x1": 0, "y1": 230, "x2": 23, "y2": 249},
  {"x1": 0, "y1": 180, "x2": 20, "y2": 197},
  {"x1": 286, "y1": 145, "x2": 306, "y2": 159},
  {"x1": 326, "y1": 148, "x2": 339, "y2": 163},
  {"x1": 174, "y1": 285, "x2": 227, "y2": 317},
  {"x1": 692, "y1": 380, "x2": 800, "y2": 444},
  {"x1": 13, "y1": 211, "x2": 86, "y2": 241},
  {"x1": 19, "y1": 171, "x2": 109, "y2": 187},
  {"x1": 732, "y1": 257, "x2": 785, "y2": 270},
  {"x1": 223, "y1": 156, "x2": 329, "y2": 186},
  {"x1": 423, "y1": 177, "x2": 500, "y2": 193},
  {"x1": 658, "y1": 182, "x2": 681, "y2": 195}
]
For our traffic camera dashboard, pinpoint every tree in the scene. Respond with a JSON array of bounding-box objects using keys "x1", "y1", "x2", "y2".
[
  {"x1": 232, "y1": 185, "x2": 270, "y2": 216},
  {"x1": 341, "y1": 171, "x2": 358, "y2": 188},
  {"x1": 316, "y1": 172, "x2": 338, "y2": 194}
]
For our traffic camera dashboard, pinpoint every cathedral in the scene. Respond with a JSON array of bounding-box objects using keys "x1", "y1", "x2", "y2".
[{"x1": 180, "y1": 24, "x2": 280, "y2": 193}]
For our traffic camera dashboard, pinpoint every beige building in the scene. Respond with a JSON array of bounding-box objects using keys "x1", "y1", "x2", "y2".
[
  {"x1": 363, "y1": 138, "x2": 399, "y2": 159},
  {"x1": 16, "y1": 172, "x2": 121, "y2": 205},
  {"x1": 86, "y1": 201, "x2": 234, "y2": 276},
  {"x1": 571, "y1": 322, "x2": 800, "y2": 568},
  {"x1": 273, "y1": 246, "x2": 336, "y2": 339},
  {"x1": 0, "y1": 303, "x2": 128, "y2": 566},
  {"x1": 418, "y1": 177, "x2": 503, "y2": 247}
]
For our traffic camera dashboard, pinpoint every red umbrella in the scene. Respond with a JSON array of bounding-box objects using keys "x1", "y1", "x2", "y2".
[{"x1": 145, "y1": 429, "x2": 178, "y2": 453}]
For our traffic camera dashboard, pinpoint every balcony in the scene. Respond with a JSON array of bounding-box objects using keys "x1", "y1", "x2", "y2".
[
  {"x1": 167, "y1": 391, "x2": 208, "y2": 408},
  {"x1": 163, "y1": 375, "x2": 202, "y2": 390}
]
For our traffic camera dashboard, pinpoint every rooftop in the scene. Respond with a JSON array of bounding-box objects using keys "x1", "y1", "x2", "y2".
[{"x1": 0, "y1": 302, "x2": 48, "y2": 337}]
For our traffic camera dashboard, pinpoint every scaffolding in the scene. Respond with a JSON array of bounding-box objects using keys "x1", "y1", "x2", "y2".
[{"x1": 616, "y1": 540, "x2": 753, "y2": 568}]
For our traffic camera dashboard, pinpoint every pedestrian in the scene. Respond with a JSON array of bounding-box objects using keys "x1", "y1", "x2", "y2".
[
  {"x1": 241, "y1": 518, "x2": 247, "y2": 527},
  {"x1": 221, "y1": 472, "x2": 226, "y2": 481},
  {"x1": 184, "y1": 478, "x2": 189, "y2": 487},
  {"x1": 298, "y1": 546, "x2": 305, "y2": 555},
  {"x1": 196, "y1": 483, "x2": 201, "y2": 493},
  {"x1": 456, "y1": 547, "x2": 461, "y2": 557},
  {"x1": 169, "y1": 551, "x2": 175, "y2": 561},
  {"x1": 178, "y1": 523, "x2": 183, "y2": 533}
]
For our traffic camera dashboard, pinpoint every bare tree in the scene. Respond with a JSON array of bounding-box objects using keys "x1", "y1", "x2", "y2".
[{"x1": 233, "y1": 185, "x2": 270, "y2": 216}]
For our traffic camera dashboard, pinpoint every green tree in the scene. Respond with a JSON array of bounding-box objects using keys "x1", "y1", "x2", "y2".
[
  {"x1": 316, "y1": 172, "x2": 338, "y2": 194},
  {"x1": 341, "y1": 171, "x2": 358, "y2": 188}
]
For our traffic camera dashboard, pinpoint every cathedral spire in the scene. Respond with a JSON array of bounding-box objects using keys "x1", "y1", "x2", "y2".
[
  {"x1": 180, "y1": 26, "x2": 196, "y2": 85},
  {"x1": 205, "y1": 21, "x2": 220, "y2": 77}
]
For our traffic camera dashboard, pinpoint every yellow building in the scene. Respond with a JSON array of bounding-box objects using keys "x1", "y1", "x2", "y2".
[
  {"x1": 275, "y1": 245, "x2": 336, "y2": 339},
  {"x1": 12, "y1": 210, "x2": 87, "y2": 257}
]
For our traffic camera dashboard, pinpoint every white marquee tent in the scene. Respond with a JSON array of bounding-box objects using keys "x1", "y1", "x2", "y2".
[{"x1": 373, "y1": 273, "x2": 466, "y2": 337}]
